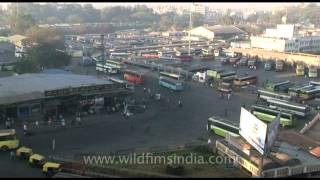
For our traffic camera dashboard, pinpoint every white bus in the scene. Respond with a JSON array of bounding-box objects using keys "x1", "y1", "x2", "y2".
[{"x1": 110, "y1": 52, "x2": 130, "y2": 60}]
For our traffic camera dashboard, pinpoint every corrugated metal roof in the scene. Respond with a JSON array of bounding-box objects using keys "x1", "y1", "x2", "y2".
[
  {"x1": 0, "y1": 73, "x2": 112, "y2": 105},
  {"x1": 206, "y1": 25, "x2": 246, "y2": 35}
]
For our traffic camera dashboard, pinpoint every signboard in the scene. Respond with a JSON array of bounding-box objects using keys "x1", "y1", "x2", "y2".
[
  {"x1": 44, "y1": 83, "x2": 125, "y2": 97},
  {"x1": 239, "y1": 107, "x2": 268, "y2": 155},
  {"x1": 265, "y1": 115, "x2": 280, "y2": 154}
]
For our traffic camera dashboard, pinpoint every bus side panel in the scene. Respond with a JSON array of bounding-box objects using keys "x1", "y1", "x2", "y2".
[
  {"x1": 159, "y1": 80, "x2": 183, "y2": 91},
  {"x1": 124, "y1": 74, "x2": 144, "y2": 84},
  {"x1": 252, "y1": 111, "x2": 292, "y2": 127},
  {"x1": 0, "y1": 140, "x2": 19, "y2": 150},
  {"x1": 212, "y1": 128, "x2": 226, "y2": 137}
]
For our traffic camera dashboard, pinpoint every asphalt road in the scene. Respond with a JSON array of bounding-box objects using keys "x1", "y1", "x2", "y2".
[{"x1": 1, "y1": 57, "x2": 318, "y2": 177}]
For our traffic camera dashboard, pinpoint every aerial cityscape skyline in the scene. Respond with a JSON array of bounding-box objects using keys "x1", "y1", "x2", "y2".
[{"x1": 0, "y1": 2, "x2": 307, "y2": 11}]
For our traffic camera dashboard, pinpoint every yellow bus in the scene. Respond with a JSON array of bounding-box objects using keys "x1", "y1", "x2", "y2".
[{"x1": 0, "y1": 129, "x2": 19, "y2": 151}]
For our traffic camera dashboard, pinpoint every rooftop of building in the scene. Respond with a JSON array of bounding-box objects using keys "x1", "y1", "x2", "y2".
[
  {"x1": 205, "y1": 25, "x2": 246, "y2": 35},
  {"x1": 0, "y1": 73, "x2": 112, "y2": 105}
]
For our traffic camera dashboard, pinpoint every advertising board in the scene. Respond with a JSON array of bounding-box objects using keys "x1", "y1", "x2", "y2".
[{"x1": 239, "y1": 107, "x2": 268, "y2": 155}]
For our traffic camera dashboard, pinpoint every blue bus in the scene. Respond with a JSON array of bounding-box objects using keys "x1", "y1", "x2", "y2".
[{"x1": 159, "y1": 77, "x2": 183, "y2": 91}]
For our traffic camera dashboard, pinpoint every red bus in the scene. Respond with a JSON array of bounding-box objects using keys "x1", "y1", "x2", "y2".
[
  {"x1": 142, "y1": 54, "x2": 160, "y2": 58},
  {"x1": 176, "y1": 55, "x2": 193, "y2": 62},
  {"x1": 123, "y1": 69, "x2": 144, "y2": 84}
]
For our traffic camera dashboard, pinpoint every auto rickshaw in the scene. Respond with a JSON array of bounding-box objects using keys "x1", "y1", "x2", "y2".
[
  {"x1": 42, "y1": 162, "x2": 62, "y2": 176},
  {"x1": 29, "y1": 154, "x2": 46, "y2": 168},
  {"x1": 16, "y1": 146, "x2": 33, "y2": 160}
]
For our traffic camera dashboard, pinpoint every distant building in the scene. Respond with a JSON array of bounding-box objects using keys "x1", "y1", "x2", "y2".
[
  {"x1": 189, "y1": 25, "x2": 247, "y2": 40},
  {"x1": 250, "y1": 24, "x2": 320, "y2": 53},
  {"x1": 191, "y1": 3, "x2": 207, "y2": 16}
]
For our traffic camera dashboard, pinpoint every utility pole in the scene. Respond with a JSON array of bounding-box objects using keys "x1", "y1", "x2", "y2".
[
  {"x1": 188, "y1": 3, "x2": 193, "y2": 56},
  {"x1": 101, "y1": 34, "x2": 105, "y2": 63}
]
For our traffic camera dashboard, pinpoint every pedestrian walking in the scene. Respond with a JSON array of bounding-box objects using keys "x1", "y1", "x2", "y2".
[
  {"x1": 178, "y1": 100, "x2": 182, "y2": 108},
  {"x1": 35, "y1": 120, "x2": 39, "y2": 127},
  {"x1": 143, "y1": 87, "x2": 146, "y2": 93},
  {"x1": 5, "y1": 119, "x2": 10, "y2": 129},
  {"x1": 76, "y1": 116, "x2": 81, "y2": 125},
  {"x1": 48, "y1": 116, "x2": 52, "y2": 126},
  {"x1": 61, "y1": 116, "x2": 66, "y2": 127},
  {"x1": 23, "y1": 124, "x2": 28, "y2": 136},
  {"x1": 10, "y1": 151, "x2": 15, "y2": 160},
  {"x1": 227, "y1": 93, "x2": 231, "y2": 101}
]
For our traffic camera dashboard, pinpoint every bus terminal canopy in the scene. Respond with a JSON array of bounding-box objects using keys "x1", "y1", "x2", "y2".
[{"x1": 0, "y1": 73, "x2": 114, "y2": 106}]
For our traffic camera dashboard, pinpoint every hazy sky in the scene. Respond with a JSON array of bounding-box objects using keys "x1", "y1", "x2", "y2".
[{"x1": 0, "y1": 2, "x2": 307, "y2": 11}]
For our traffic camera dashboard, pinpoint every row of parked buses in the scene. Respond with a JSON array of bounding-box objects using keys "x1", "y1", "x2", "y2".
[
  {"x1": 206, "y1": 67, "x2": 257, "y2": 93},
  {"x1": 207, "y1": 81, "x2": 318, "y2": 138},
  {"x1": 219, "y1": 49, "x2": 319, "y2": 78},
  {"x1": 248, "y1": 80, "x2": 320, "y2": 128},
  {"x1": 262, "y1": 80, "x2": 320, "y2": 103},
  {"x1": 207, "y1": 92, "x2": 309, "y2": 138}
]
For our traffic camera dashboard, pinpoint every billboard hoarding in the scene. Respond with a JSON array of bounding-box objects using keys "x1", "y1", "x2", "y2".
[
  {"x1": 239, "y1": 107, "x2": 268, "y2": 155},
  {"x1": 265, "y1": 114, "x2": 280, "y2": 154}
]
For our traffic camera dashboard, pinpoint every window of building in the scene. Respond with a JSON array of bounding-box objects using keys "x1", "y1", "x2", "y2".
[
  {"x1": 31, "y1": 104, "x2": 41, "y2": 114},
  {"x1": 18, "y1": 106, "x2": 30, "y2": 117}
]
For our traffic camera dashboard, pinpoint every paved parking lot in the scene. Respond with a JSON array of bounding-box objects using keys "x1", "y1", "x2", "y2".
[{"x1": 1, "y1": 58, "x2": 318, "y2": 177}]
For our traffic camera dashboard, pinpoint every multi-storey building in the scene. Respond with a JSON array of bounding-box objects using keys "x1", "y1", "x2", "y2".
[{"x1": 250, "y1": 24, "x2": 320, "y2": 53}]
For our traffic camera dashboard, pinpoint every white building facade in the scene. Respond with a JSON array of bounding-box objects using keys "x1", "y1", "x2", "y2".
[{"x1": 250, "y1": 24, "x2": 320, "y2": 53}]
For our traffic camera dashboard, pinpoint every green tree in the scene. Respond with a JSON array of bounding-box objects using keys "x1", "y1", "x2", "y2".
[
  {"x1": 18, "y1": 26, "x2": 71, "y2": 73},
  {"x1": 217, "y1": 15, "x2": 234, "y2": 25},
  {"x1": 15, "y1": 56, "x2": 40, "y2": 74},
  {"x1": 46, "y1": 16, "x2": 61, "y2": 24},
  {"x1": 66, "y1": 14, "x2": 84, "y2": 24}
]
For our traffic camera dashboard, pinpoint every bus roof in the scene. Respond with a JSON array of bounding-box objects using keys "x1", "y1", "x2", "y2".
[
  {"x1": 106, "y1": 60, "x2": 123, "y2": 64},
  {"x1": 159, "y1": 76, "x2": 182, "y2": 84},
  {"x1": 267, "y1": 98, "x2": 308, "y2": 111},
  {"x1": 235, "y1": 75, "x2": 257, "y2": 80},
  {"x1": 273, "y1": 80, "x2": 291, "y2": 87},
  {"x1": 251, "y1": 105, "x2": 292, "y2": 116},
  {"x1": 258, "y1": 89, "x2": 291, "y2": 99},
  {"x1": 123, "y1": 69, "x2": 143, "y2": 75},
  {"x1": 208, "y1": 116, "x2": 239, "y2": 128},
  {"x1": 301, "y1": 87, "x2": 320, "y2": 93},
  {"x1": 160, "y1": 71, "x2": 182, "y2": 78},
  {"x1": 310, "y1": 81, "x2": 320, "y2": 86},
  {"x1": 220, "y1": 71, "x2": 236, "y2": 76},
  {"x1": 289, "y1": 84, "x2": 312, "y2": 91},
  {"x1": 0, "y1": 129, "x2": 16, "y2": 136}
]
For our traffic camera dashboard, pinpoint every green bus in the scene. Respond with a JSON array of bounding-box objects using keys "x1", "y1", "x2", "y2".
[
  {"x1": 206, "y1": 68, "x2": 224, "y2": 79},
  {"x1": 207, "y1": 116, "x2": 239, "y2": 137},
  {"x1": 250, "y1": 105, "x2": 295, "y2": 127},
  {"x1": 216, "y1": 71, "x2": 236, "y2": 79},
  {"x1": 264, "y1": 80, "x2": 293, "y2": 93}
]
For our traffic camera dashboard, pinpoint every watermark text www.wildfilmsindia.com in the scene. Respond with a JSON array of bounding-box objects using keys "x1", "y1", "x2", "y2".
[{"x1": 81, "y1": 153, "x2": 234, "y2": 166}]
